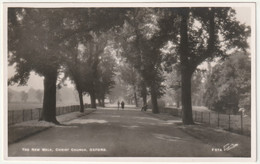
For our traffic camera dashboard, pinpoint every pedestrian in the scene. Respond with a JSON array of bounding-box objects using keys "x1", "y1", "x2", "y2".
[
  {"x1": 117, "y1": 101, "x2": 120, "y2": 110},
  {"x1": 121, "y1": 101, "x2": 125, "y2": 110},
  {"x1": 141, "y1": 104, "x2": 148, "y2": 112}
]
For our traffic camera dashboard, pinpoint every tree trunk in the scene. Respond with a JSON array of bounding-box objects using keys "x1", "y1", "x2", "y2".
[
  {"x1": 181, "y1": 70, "x2": 194, "y2": 124},
  {"x1": 142, "y1": 94, "x2": 147, "y2": 106},
  {"x1": 133, "y1": 86, "x2": 138, "y2": 107},
  {"x1": 90, "y1": 92, "x2": 96, "y2": 108},
  {"x1": 141, "y1": 81, "x2": 147, "y2": 106},
  {"x1": 180, "y1": 8, "x2": 194, "y2": 125},
  {"x1": 78, "y1": 89, "x2": 84, "y2": 113},
  {"x1": 101, "y1": 98, "x2": 105, "y2": 107},
  {"x1": 40, "y1": 71, "x2": 59, "y2": 124},
  {"x1": 150, "y1": 85, "x2": 159, "y2": 114},
  {"x1": 176, "y1": 99, "x2": 180, "y2": 108},
  {"x1": 98, "y1": 98, "x2": 102, "y2": 106}
]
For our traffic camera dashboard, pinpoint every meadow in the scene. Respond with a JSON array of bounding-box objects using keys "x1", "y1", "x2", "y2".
[{"x1": 8, "y1": 102, "x2": 79, "y2": 111}]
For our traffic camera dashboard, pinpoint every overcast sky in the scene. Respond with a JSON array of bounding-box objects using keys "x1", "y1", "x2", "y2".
[{"x1": 8, "y1": 7, "x2": 252, "y2": 92}]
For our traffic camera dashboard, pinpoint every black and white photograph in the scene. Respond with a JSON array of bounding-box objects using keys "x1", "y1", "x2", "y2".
[{"x1": 2, "y1": 2, "x2": 257, "y2": 162}]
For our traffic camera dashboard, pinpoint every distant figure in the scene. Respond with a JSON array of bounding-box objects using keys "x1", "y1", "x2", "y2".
[
  {"x1": 121, "y1": 101, "x2": 125, "y2": 110},
  {"x1": 117, "y1": 101, "x2": 120, "y2": 110},
  {"x1": 141, "y1": 104, "x2": 148, "y2": 112}
]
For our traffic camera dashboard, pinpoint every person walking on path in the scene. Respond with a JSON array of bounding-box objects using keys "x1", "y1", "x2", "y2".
[
  {"x1": 121, "y1": 101, "x2": 125, "y2": 110},
  {"x1": 117, "y1": 101, "x2": 120, "y2": 110}
]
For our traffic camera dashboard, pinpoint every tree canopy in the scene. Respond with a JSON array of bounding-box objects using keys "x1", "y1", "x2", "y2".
[{"x1": 204, "y1": 52, "x2": 251, "y2": 114}]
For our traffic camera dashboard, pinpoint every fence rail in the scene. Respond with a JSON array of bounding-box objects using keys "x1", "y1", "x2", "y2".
[
  {"x1": 161, "y1": 107, "x2": 251, "y2": 136},
  {"x1": 8, "y1": 104, "x2": 91, "y2": 126}
]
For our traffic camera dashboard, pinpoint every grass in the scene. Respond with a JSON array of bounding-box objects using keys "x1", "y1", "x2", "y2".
[
  {"x1": 177, "y1": 123, "x2": 251, "y2": 157},
  {"x1": 8, "y1": 102, "x2": 80, "y2": 111},
  {"x1": 164, "y1": 106, "x2": 251, "y2": 136},
  {"x1": 193, "y1": 111, "x2": 251, "y2": 136}
]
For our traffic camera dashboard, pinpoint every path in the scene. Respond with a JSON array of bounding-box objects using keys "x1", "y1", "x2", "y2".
[{"x1": 8, "y1": 106, "x2": 236, "y2": 157}]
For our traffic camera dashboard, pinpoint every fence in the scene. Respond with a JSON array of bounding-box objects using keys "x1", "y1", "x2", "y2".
[
  {"x1": 161, "y1": 107, "x2": 251, "y2": 136},
  {"x1": 8, "y1": 104, "x2": 91, "y2": 126}
]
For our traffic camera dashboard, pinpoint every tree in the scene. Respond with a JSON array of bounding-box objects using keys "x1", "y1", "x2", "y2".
[
  {"x1": 95, "y1": 50, "x2": 117, "y2": 107},
  {"x1": 20, "y1": 91, "x2": 28, "y2": 102},
  {"x1": 63, "y1": 29, "x2": 123, "y2": 109},
  {"x1": 36, "y1": 90, "x2": 43, "y2": 103},
  {"x1": 62, "y1": 38, "x2": 90, "y2": 112},
  {"x1": 107, "y1": 76, "x2": 128, "y2": 103},
  {"x1": 118, "y1": 62, "x2": 140, "y2": 107},
  {"x1": 163, "y1": 66, "x2": 181, "y2": 108},
  {"x1": 8, "y1": 8, "x2": 73, "y2": 124},
  {"x1": 78, "y1": 33, "x2": 110, "y2": 108},
  {"x1": 119, "y1": 8, "x2": 167, "y2": 113},
  {"x1": 191, "y1": 70, "x2": 206, "y2": 106},
  {"x1": 160, "y1": 8, "x2": 250, "y2": 124},
  {"x1": 204, "y1": 52, "x2": 251, "y2": 114},
  {"x1": 8, "y1": 8, "x2": 127, "y2": 123}
]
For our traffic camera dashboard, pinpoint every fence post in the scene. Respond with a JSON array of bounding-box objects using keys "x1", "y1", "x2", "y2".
[
  {"x1": 228, "y1": 113, "x2": 231, "y2": 131},
  {"x1": 217, "y1": 112, "x2": 220, "y2": 127},
  {"x1": 241, "y1": 112, "x2": 243, "y2": 134}
]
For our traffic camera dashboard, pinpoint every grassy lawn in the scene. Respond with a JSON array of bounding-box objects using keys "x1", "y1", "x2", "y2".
[{"x1": 8, "y1": 102, "x2": 80, "y2": 111}]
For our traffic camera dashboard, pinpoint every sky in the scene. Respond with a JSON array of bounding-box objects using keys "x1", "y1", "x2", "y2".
[{"x1": 7, "y1": 7, "x2": 252, "y2": 92}]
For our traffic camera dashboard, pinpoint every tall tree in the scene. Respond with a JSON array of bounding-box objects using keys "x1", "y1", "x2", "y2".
[
  {"x1": 119, "y1": 8, "x2": 167, "y2": 113},
  {"x1": 118, "y1": 62, "x2": 140, "y2": 107},
  {"x1": 62, "y1": 38, "x2": 90, "y2": 112},
  {"x1": 180, "y1": 8, "x2": 249, "y2": 124},
  {"x1": 95, "y1": 43, "x2": 117, "y2": 107},
  {"x1": 8, "y1": 9, "x2": 68, "y2": 124},
  {"x1": 160, "y1": 8, "x2": 250, "y2": 124}
]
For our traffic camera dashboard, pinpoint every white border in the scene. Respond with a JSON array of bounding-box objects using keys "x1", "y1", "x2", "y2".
[{"x1": 1, "y1": 1, "x2": 258, "y2": 163}]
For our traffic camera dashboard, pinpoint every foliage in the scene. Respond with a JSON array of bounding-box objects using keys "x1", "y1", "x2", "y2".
[
  {"x1": 117, "y1": 8, "x2": 170, "y2": 112},
  {"x1": 95, "y1": 44, "x2": 118, "y2": 103},
  {"x1": 147, "y1": 99, "x2": 166, "y2": 111},
  {"x1": 191, "y1": 70, "x2": 207, "y2": 106},
  {"x1": 157, "y1": 7, "x2": 251, "y2": 124},
  {"x1": 204, "y1": 52, "x2": 251, "y2": 114},
  {"x1": 8, "y1": 8, "x2": 128, "y2": 122}
]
